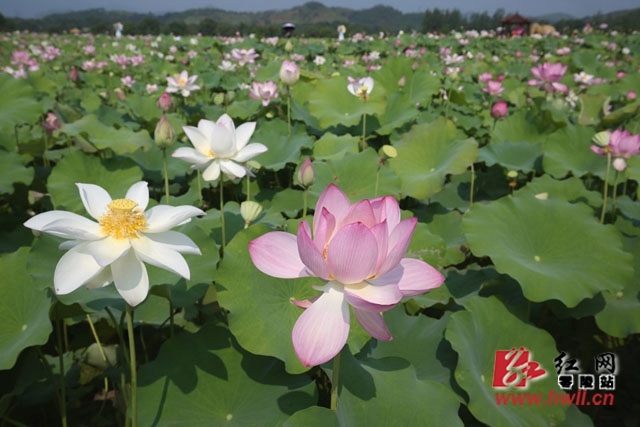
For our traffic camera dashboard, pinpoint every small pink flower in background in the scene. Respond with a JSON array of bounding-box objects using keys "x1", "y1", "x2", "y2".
[
  {"x1": 290, "y1": 53, "x2": 306, "y2": 62},
  {"x1": 41, "y1": 112, "x2": 61, "y2": 134},
  {"x1": 166, "y1": 70, "x2": 200, "y2": 97},
  {"x1": 590, "y1": 129, "x2": 640, "y2": 171},
  {"x1": 41, "y1": 46, "x2": 61, "y2": 61},
  {"x1": 84, "y1": 45, "x2": 95, "y2": 55},
  {"x1": 249, "y1": 184, "x2": 444, "y2": 367},
  {"x1": 230, "y1": 48, "x2": 259, "y2": 66},
  {"x1": 491, "y1": 101, "x2": 508, "y2": 119},
  {"x1": 157, "y1": 92, "x2": 172, "y2": 110},
  {"x1": 616, "y1": 71, "x2": 625, "y2": 79},
  {"x1": 130, "y1": 55, "x2": 145, "y2": 66},
  {"x1": 146, "y1": 84, "x2": 158, "y2": 94},
  {"x1": 11, "y1": 50, "x2": 31, "y2": 66},
  {"x1": 483, "y1": 80, "x2": 504, "y2": 97},
  {"x1": 478, "y1": 72, "x2": 492, "y2": 83},
  {"x1": 121, "y1": 75, "x2": 135, "y2": 88},
  {"x1": 627, "y1": 91, "x2": 637, "y2": 100},
  {"x1": 69, "y1": 66, "x2": 79, "y2": 82},
  {"x1": 528, "y1": 62, "x2": 568, "y2": 93},
  {"x1": 280, "y1": 60, "x2": 300, "y2": 86},
  {"x1": 248, "y1": 81, "x2": 279, "y2": 106}
]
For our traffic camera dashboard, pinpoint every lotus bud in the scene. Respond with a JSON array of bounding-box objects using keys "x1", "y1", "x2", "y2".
[
  {"x1": 69, "y1": 66, "x2": 78, "y2": 82},
  {"x1": 241, "y1": 200, "x2": 263, "y2": 227},
  {"x1": 491, "y1": 101, "x2": 508, "y2": 119},
  {"x1": 613, "y1": 158, "x2": 627, "y2": 171},
  {"x1": 592, "y1": 131, "x2": 610, "y2": 147},
  {"x1": 154, "y1": 114, "x2": 175, "y2": 149},
  {"x1": 158, "y1": 92, "x2": 172, "y2": 111},
  {"x1": 225, "y1": 91, "x2": 236, "y2": 103},
  {"x1": 285, "y1": 40, "x2": 293, "y2": 52},
  {"x1": 280, "y1": 60, "x2": 300, "y2": 86},
  {"x1": 397, "y1": 75, "x2": 406, "y2": 87},
  {"x1": 297, "y1": 157, "x2": 315, "y2": 187},
  {"x1": 114, "y1": 88, "x2": 126, "y2": 101},
  {"x1": 213, "y1": 93, "x2": 225, "y2": 105}
]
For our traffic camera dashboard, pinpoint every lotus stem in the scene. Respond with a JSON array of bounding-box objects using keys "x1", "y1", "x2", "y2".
[
  {"x1": 302, "y1": 188, "x2": 308, "y2": 218},
  {"x1": 86, "y1": 314, "x2": 110, "y2": 395},
  {"x1": 361, "y1": 113, "x2": 367, "y2": 151},
  {"x1": 600, "y1": 152, "x2": 611, "y2": 224},
  {"x1": 246, "y1": 176, "x2": 251, "y2": 202},
  {"x1": 611, "y1": 170, "x2": 619, "y2": 217},
  {"x1": 197, "y1": 170, "x2": 203, "y2": 205},
  {"x1": 162, "y1": 148, "x2": 171, "y2": 205},
  {"x1": 330, "y1": 352, "x2": 341, "y2": 412},
  {"x1": 125, "y1": 305, "x2": 137, "y2": 427},
  {"x1": 287, "y1": 91, "x2": 292, "y2": 136},
  {"x1": 375, "y1": 165, "x2": 380, "y2": 198},
  {"x1": 220, "y1": 176, "x2": 226, "y2": 254},
  {"x1": 469, "y1": 163, "x2": 475, "y2": 208},
  {"x1": 56, "y1": 319, "x2": 68, "y2": 427}
]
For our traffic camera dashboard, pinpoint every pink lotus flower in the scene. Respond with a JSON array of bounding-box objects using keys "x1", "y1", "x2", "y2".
[
  {"x1": 491, "y1": 101, "x2": 508, "y2": 119},
  {"x1": 41, "y1": 112, "x2": 61, "y2": 134},
  {"x1": 478, "y1": 72, "x2": 493, "y2": 83},
  {"x1": 483, "y1": 80, "x2": 504, "y2": 97},
  {"x1": 528, "y1": 62, "x2": 568, "y2": 93},
  {"x1": 590, "y1": 129, "x2": 640, "y2": 171},
  {"x1": 280, "y1": 60, "x2": 300, "y2": 86},
  {"x1": 249, "y1": 184, "x2": 444, "y2": 367},
  {"x1": 248, "y1": 81, "x2": 279, "y2": 106}
]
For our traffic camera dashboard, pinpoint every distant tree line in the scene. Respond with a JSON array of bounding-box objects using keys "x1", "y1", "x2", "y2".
[{"x1": 421, "y1": 8, "x2": 506, "y2": 33}]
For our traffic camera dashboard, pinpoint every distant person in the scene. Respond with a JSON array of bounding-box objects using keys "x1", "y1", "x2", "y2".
[
  {"x1": 337, "y1": 25, "x2": 346, "y2": 41},
  {"x1": 114, "y1": 22, "x2": 123, "y2": 38}
]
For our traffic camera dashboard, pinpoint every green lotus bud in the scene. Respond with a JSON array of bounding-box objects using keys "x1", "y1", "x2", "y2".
[
  {"x1": 213, "y1": 93, "x2": 225, "y2": 105},
  {"x1": 154, "y1": 114, "x2": 176, "y2": 149},
  {"x1": 241, "y1": 200, "x2": 263, "y2": 227},
  {"x1": 225, "y1": 91, "x2": 236, "y2": 103},
  {"x1": 592, "y1": 131, "x2": 610, "y2": 147},
  {"x1": 285, "y1": 40, "x2": 293, "y2": 52},
  {"x1": 297, "y1": 157, "x2": 315, "y2": 187}
]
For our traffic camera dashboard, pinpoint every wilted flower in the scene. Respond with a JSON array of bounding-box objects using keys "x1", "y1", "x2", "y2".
[
  {"x1": 528, "y1": 62, "x2": 568, "y2": 93},
  {"x1": 248, "y1": 81, "x2": 279, "y2": 106},
  {"x1": 172, "y1": 113, "x2": 268, "y2": 181},
  {"x1": 590, "y1": 129, "x2": 640, "y2": 171},
  {"x1": 249, "y1": 184, "x2": 444, "y2": 367},
  {"x1": 491, "y1": 101, "x2": 508, "y2": 119},
  {"x1": 23, "y1": 182, "x2": 204, "y2": 306},
  {"x1": 347, "y1": 76, "x2": 374, "y2": 102},
  {"x1": 280, "y1": 60, "x2": 300, "y2": 86},
  {"x1": 166, "y1": 70, "x2": 200, "y2": 97}
]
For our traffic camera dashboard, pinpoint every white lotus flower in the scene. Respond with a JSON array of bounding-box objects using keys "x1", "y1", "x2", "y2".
[
  {"x1": 172, "y1": 113, "x2": 268, "y2": 181},
  {"x1": 347, "y1": 76, "x2": 374, "y2": 102},
  {"x1": 24, "y1": 182, "x2": 204, "y2": 307},
  {"x1": 166, "y1": 70, "x2": 200, "y2": 97}
]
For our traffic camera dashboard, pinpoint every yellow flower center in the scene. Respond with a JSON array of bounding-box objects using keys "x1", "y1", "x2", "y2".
[
  {"x1": 206, "y1": 148, "x2": 216, "y2": 158},
  {"x1": 357, "y1": 86, "x2": 370, "y2": 102},
  {"x1": 178, "y1": 76, "x2": 186, "y2": 87},
  {"x1": 99, "y1": 199, "x2": 147, "y2": 240}
]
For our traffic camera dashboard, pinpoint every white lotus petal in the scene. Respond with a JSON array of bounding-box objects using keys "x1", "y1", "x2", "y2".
[
  {"x1": 85, "y1": 238, "x2": 131, "y2": 267},
  {"x1": 234, "y1": 121, "x2": 256, "y2": 151},
  {"x1": 132, "y1": 235, "x2": 191, "y2": 279},
  {"x1": 125, "y1": 181, "x2": 149, "y2": 211},
  {"x1": 111, "y1": 251, "x2": 149, "y2": 307},
  {"x1": 182, "y1": 126, "x2": 210, "y2": 154},
  {"x1": 234, "y1": 143, "x2": 268, "y2": 162},
  {"x1": 25, "y1": 211, "x2": 102, "y2": 240},
  {"x1": 172, "y1": 147, "x2": 212, "y2": 166},
  {"x1": 145, "y1": 205, "x2": 204, "y2": 233},
  {"x1": 202, "y1": 161, "x2": 221, "y2": 181},
  {"x1": 219, "y1": 159, "x2": 246, "y2": 179},
  {"x1": 53, "y1": 243, "x2": 105, "y2": 295},
  {"x1": 142, "y1": 231, "x2": 201, "y2": 255},
  {"x1": 76, "y1": 183, "x2": 111, "y2": 220}
]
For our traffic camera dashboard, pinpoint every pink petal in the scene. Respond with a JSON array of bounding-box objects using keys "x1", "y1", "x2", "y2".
[
  {"x1": 341, "y1": 199, "x2": 376, "y2": 228},
  {"x1": 313, "y1": 184, "x2": 350, "y2": 237},
  {"x1": 344, "y1": 280, "x2": 402, "y2": 311},
  {"x1": 297, "y1": 221, "x2": 330, "y2": 280},
  {"x1": 292, "y1": 285, "x2": 349, "y2": 367},
  {"x1": 378, "y1": 217, "x2": 417, "y2": 276},
  {"x1": 353, "y1": 309, "x2": 392, "y2": 340},
  {"x1": 312, "y1": 208, "x2": 336, "y2": 251},
  {"x1": 291, "y1": 294, "x2": 320, "y2": 309},
  {"x1": 369, "y1": 221, "x2": 389, "y2": 273},
  {"x1": 373, "y1": 258, "x2": 444, "y2": 297},
  {"x1": 326, "y1": 223, "x2": 378, "y2": 284},
  {"x1": 371, "y1": 196, "x2": 401, "y2": 230},
  {"x1": 249, "y1": 231, "x2": 309, "y2": 278}
]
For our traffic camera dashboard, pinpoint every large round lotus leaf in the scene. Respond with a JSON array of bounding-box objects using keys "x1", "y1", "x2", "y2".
[
  {"x1": 310, "y1": 149, "x2": 401, "y2": 205},
  {"x1": 0, "y1": 151, "x2": 34, "y2": 193},
  {"x1": 58, "y1": 115, "x2": 152, "y2": 154},
  {"x1": 374, "y1": 91, "x2": 420, "y2": 135},
  {"x1": 312, "y1": 133, "x2": 359, "y2": 161},
  {"x1": 307, "y1": 76, "x2": 386, "y2": 129},
  {"x1": 137, "y1": 324, "x2": 316, "y2": 426},
  {"x1": 0, "y1": 74, "x2": 41, "y2": 129},
  {"x1": 373, "y1": 57, "x2": 440, "y2": 107},
  {"x1": 578, "y1": 93, "x2": 609, "y2": 126},
  {"x1": 492, "y1": 110, "x2": 551, "y2": 144},
  {"x1": 0, "y1": 248, "x2": 53, "y2": 370},
  {"x1": 462, "y1": 194, "x2": 632, "y2": 307},
  {"x1": 389, "y1": 118, "x2": 478, "y2": 200},
  {"x1": 515, "y1": 175, "x2": 602, "y2": 208},
  {"x1": 252, "y1": 119, "x2": 314, "y2": 171},
  {"x1": 595, "y1": 235, "x2": 640, "y2": 338},
  {"x1": 362, "y1": 305, "x2": 453, "y2": 383},
  {"x1": 284, "y1": 406, "x2": 338, "y2": 427},
  {"x1": 445, "y1": 296, "x2": 565, "y2": 426},
  {"x1": 625, "y1": 155, "x2": 640, "y2": 184},
  {"x1": 478, "y1": 141, "x2": 542, "y2": 173},
  {"x1": 542, "y1": 125, "x2": 609, "y2": 180},
  {"x1": 47, "y1": 151, "x2": 143, "y2": 213},
  {"x1": 334, "y1": 349, "x2": 462, "y2": 426}
]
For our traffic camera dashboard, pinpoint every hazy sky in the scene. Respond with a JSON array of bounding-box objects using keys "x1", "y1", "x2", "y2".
[{"x1": 1, "y1": 0, "x2": 637, "y2": 19}]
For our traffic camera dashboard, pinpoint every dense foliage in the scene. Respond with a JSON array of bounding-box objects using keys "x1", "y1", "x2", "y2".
[{"x1": 0, "y1": 25, "x2": 639, "y2": 426}]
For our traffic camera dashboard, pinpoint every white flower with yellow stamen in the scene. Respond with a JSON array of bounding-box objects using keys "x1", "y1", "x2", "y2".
[
  {"x1": 24, "y1": 182, "x2": 204, "y2": 307},
  {"x1": 347, "y1": 76, "x2": 374, "y2": 102},
  {"x1": 172, "y1": 114, "x2": 268, "y2": 181},
  {"x1": 166, "y1": 70, "x2": 200, "y2": 97}
]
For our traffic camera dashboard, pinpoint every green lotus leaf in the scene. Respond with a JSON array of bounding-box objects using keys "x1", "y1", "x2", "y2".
[
  {"x1": 137, "y1": 324, "x2": 316, "y2": 426},
  {"x1": 284, "y1": 406, "x2": 338, "y2": 427},
  {"x1": 463, "y1": 194, "x2": 632, "y2": 307},
  {"x1": 0, "y1": 150, "x2": 34, "y2": 193},
  {"x1": 310, "y1": 149, "x2": 400, "y2": 205},
  {"x1": 578, "y1": 93, "x2": 609, "y2": 126},
  {"x1": 125, "y1": 94, "x2": 163, "y2": 122},
  {"x1": 58, "y1": 114, "x2": 152, "y2": 154},
  {"x1": 445, "y1": 296, "x2": 566, "y2": 426},
  {"x1": 335, "y1": 349, "x2": 462, "y2": 426},
  {"x1": 312, "y1": 132, "x2": 359, "y2": 161},
  {"x1": 595, "y1": 234, "x2": 640, "y2": 338},
  {"x1": 624, "y1": 155, "x2": 640, "y2": 183},
  {"x1": 252, "y1": 120, "x2": 314, "y2": 171},
  {"x1": 0, "y1": 248, "x2": 53, "y2": 370},
  {"x1": 307, "y1": 76, "x2": 386, "y2": 129},
  {"x1": 515, "y1": 175, "x2": 602, "y2": 208},
  {"x1": 478, "y1": 141, "x2": 542, "y2": 173},
  {"x1": 542, "y1": 125, "x2": 609, "y2": 179},
  {"x1": 389, "y1": 118, "x2": 478, "y2": 200},
  {"x1": 0, "y1": 74, "x2": 41, "y2": 129},
  {"x1": 602, "y1": 100, "x2": 640, "y2": 127},
  {"x1": 493, "y1": 110, "x2": 551, "y2": 144},
  {"x1": 375, "y1": 91, "x2": 420, "y2": 135},
  {"x1": 47, "y1": 151, "x2": 143, "y2": 213}
]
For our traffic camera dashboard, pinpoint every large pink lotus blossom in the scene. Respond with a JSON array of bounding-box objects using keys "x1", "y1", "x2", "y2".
[
  {"x1": 248, "y1": 81, "x2": 279, "y2": 106},
  {"x1": 249, "y1": 184, "x2": 444, "y2": 367},
  {"x1": 590, "y1": 129, "x2": 640, "y2": 171},
  {"x1": 528, "y1": 62, "x2": 568, "y2": 93}
]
